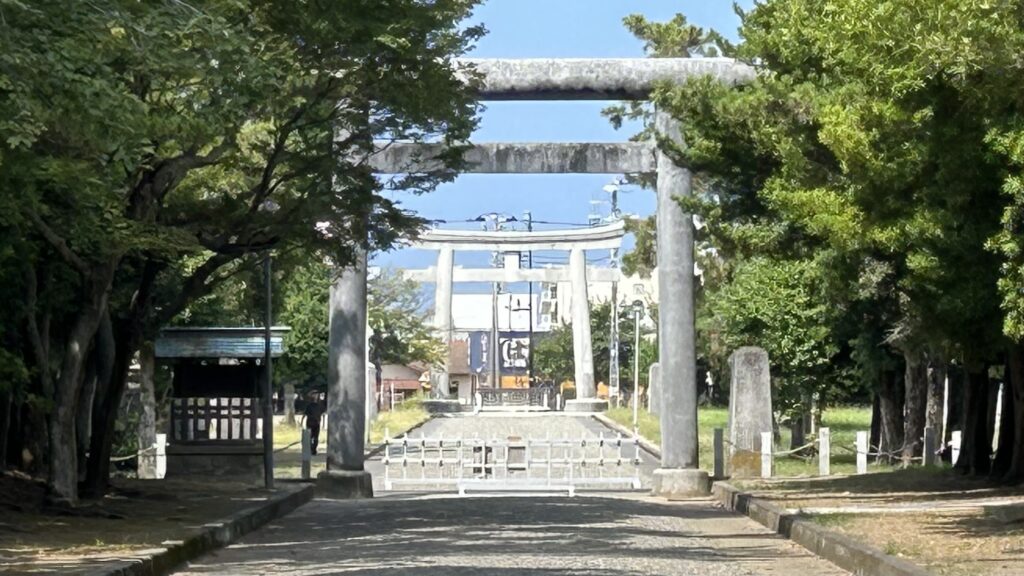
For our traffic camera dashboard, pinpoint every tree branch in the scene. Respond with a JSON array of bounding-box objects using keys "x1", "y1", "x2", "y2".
[{"x1": 26, "y1": 210, "x2": 90, "y2": 276}]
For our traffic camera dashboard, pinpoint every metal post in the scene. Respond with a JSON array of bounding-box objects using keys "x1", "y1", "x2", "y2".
[
  {"x1": 262, "y1": 252, "x2": 274, "y2": 489},
  {"x1": 924, "y1": 427, "x2": 937, "y2": 467}
]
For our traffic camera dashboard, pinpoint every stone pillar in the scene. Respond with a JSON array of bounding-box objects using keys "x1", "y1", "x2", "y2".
[
  {"x1": 651, "y1": 110, "x2": 708, "y2": 497},
  {"x1": 433, "y1": 247, "x2": 454, "y2": 398},
  {"x1": 648, "y1": 362, "x2": 661, "y2": 416},
  {"x1": 565, "y1": 248, "x2": 605, "y2": 412},
  {"x1": 318, "y1": 248, "x2": 373, "y2": 498}
]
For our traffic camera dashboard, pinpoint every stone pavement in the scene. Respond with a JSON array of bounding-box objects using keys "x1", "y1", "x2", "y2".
[{"x1": 172, "y1": 494, "x2": 848, "y2": 575}]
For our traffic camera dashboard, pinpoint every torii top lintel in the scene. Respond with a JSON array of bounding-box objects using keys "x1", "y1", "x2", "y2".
[
  {"x1": 457, "y1": 58, "x2": 757, "y2": 101},
  {"x1": 411, "y1": 220, "x2": 625, "y2": 252}
]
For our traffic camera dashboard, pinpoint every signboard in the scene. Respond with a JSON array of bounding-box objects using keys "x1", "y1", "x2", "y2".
[{"x1": 469, "y1": 331, "x2": 531, "y2": 375}]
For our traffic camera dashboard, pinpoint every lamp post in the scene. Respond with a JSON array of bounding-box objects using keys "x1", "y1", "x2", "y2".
[
  {"x1": 259, "y1": 200, "x2": 279, "y2": 491},
  {"x1": 631, "y1": 299, "x2": 645, "y2": 431}
]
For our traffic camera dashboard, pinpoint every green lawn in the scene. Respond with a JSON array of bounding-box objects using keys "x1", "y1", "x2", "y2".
[{"x1": 606, "y1": 405, "x2": 872, "y2": 477}]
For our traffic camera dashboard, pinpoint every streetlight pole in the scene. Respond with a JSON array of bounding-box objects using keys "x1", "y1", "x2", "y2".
[
  {"x1": 603, "y1": 181, "x2": 622, "y2": 405},
  {"x1": 524, "y1": 210, "x2": 534, "y2": 387},
  {"x1": 262, "y1": 251, "x2": 274, "y2": 490},
  {"x1": 632, "y1": 299, "x2": 644, "y2": 432}
]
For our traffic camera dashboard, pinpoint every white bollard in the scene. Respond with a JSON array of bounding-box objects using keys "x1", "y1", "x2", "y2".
[
  {"x1": 818, "y1": 427, "x2": 830, "y2": 476},
  {"x1": 155, "y1": 433, "x2": 167, "y2": 479},
  {"x1": 474, "y1": 392, "x2": 483, "y2": 415},
  {"x1": 951, "y1": 430, "x2": 962, "y2": 466},
  {"x1": 301, "y1": 428, "x2": 311, "y2": 480},
  {"x1": 556, "y1": 392, "x2": 563, "y2": 411},
  {"x1": 760, "y1": 431, "x2": 773, "y2": 479},
  {"x1": 856, "y1": 431, "x2": 868, "y2": 474}
]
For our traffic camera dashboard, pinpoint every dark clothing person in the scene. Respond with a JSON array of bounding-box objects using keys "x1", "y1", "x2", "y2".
[{"x1": 303, "y1": 400, "x2": 324, "y2": 455}]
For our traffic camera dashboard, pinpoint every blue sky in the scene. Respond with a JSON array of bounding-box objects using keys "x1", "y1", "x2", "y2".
[{"x1": 375, "y1": 1, "x2": 751, "y2": 289}]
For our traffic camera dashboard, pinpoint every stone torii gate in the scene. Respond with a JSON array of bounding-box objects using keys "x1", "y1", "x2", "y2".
[
  {"x1": 320, "y1": 58, "x2": 755, "y2": 499},
  {"x1": 403, "y1": 220, "x2": 626, "y2": 412}
]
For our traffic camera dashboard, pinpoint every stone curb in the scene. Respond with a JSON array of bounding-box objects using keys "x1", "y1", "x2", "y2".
[
  {"x1": 590, "y1": 413, "x2": 663, "y2": 459},
  {"x1": 85, "y1": 484, "x2": 315, "y2": 576},
  {"x1": 713, "y1": 482, "x2": 934, "y2": 576}
]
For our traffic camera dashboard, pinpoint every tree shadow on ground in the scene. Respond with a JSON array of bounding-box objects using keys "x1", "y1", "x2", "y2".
[
  {"x1": 176, "y1": 495, "x2": 827, "y2": 575},
  {"x1": 742, "y1": 467, "x2": 1024, "y2": 505}
]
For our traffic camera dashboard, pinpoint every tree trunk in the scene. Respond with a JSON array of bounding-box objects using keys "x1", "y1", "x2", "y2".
[
  {"x1": 136, "y1": 342, "x2": 158, "y2": 479},
  {"x1": 1005, "y1": 342, "x2": 1024, "y2": 481},
  {"x1": 877, "y1": 369, "x2": 904, "y2": 464},
  {"x1": 790, "y1": 414, "x2": 806, "y2": 452},
  {"x1": 83, "y1": 318, "x2": 140, "y2": 498},
  {"x1": 944, "y1": 363, "x2": 965, "y2": 463},
  {"x1": 925, "y1": 359, "x2": 946, "y2": 444},
  {"x1": 48, "y1": 315, "x2": 102, "y2": 505},
  {"x1": 991, "y1": 365, "x2": 1014, "y2": 479},
  {"x1": 0, "y1": 388, "x2": 10, "y2": 471},
  {"x1": 48, "y1": 262, "x2": 118, "y2": 505},
  {"x1": 869, "y1": 393, "x2": 881, "y2": 456},
  {"x1": 902, "y1": 349, "x2": 928, "y2": 466},
  {"x1": 955, "y1": 368, "x2": 992, "y2": 475},
  {"x1": 75, "y1": 357, "x2": 98, "y2": 482}
]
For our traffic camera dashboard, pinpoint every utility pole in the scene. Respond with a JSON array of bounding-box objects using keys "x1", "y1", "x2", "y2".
[
  {"x1": 605, "y1": 182, "x2": 621, "y2": 403},
  {"x1": 524, "y1": 210, "x2": 534, "y2": 387}
]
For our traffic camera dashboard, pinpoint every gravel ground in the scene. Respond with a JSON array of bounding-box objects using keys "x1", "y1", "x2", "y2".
[{"x1": 172, "y1": 493, "x2": 848, "y2": 575}]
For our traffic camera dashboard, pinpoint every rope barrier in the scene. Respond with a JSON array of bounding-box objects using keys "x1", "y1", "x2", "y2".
[{"x1": 109, "y1": 445, "x2": 158, "y2": 462}]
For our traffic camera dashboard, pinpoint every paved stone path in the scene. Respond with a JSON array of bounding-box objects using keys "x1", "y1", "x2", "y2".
[{"x1": 173, "y1": 494, "x2": 847, "y2": 575}]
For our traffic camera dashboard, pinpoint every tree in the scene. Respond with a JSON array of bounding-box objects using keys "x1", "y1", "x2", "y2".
[
  {"x1": 626, "y1": 1, "x2": 1024, "y2": 474},
  {"x1": 0, "y1": 0, "x2": 482, "y2": 502}
]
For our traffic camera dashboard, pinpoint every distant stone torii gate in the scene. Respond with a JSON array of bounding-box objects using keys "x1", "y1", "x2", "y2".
[
  {"x1": 404, "y1": 220, "x2": 626, "y2": 412},
  {"x1": 320, "y1": 57, "x2": 756, "y2": 498}
]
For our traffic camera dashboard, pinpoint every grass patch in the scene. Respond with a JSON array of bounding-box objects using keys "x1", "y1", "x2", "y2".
[
  {"x1": 370, "y1": 393, "x2": 428, "y2": 444},
  {"x1": 606, "y1": 405, "x2": 872, "y2": 477}
]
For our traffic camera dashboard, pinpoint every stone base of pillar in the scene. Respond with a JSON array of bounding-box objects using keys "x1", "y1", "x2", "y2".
[
  {"x1": 316, "y1": 469, "x2": 374, "y2": 499},
  {"x1": 651, "y1": 468, "x2": 710, "y2": 499},
  {"x1": 564, "y1": 398, "x2": 609, "y2": 413}
]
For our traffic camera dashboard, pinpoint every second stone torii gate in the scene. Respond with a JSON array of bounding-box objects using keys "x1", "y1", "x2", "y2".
[
  {"x1": 321, "y1": 57, "x2": 756, "y2": 499},
  {"x1": 404, "y1": 220, "x2": 626, "y2": 412}
]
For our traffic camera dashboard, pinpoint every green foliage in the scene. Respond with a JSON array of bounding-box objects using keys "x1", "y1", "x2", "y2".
[
  {"x1": 532, "y1": 301, "x2": 657, "y2": 391},
  {"x1": 620, "y1": 1, "x2": 1024, "y2": 415},
  {"x1": 0, "y1": 0, "x2": 483, "y2": 495}
]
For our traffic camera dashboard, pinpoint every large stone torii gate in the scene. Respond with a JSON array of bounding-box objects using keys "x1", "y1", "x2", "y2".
[{"x1": 320, "y1": 57, "x2": 756, "y2": 498}]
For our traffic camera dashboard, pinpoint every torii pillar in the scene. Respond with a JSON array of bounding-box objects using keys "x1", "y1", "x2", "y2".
[
  {"x1": 651, "y1": 110, "x2": 709, "y2": 497},
  {"x1": 433, "y1": 247, "x2": 454, "y2": 398},
  {"x1": 318, "y1": 248, "x2": 373, "y2": 498},
  {"x1": 565, "y1": 247, "x2": 605, "y2": 412}
]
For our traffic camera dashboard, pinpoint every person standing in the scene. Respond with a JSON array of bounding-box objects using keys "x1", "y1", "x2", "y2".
[{"x1": 301, "y1": 392, "x2": 325, "y2": 455}]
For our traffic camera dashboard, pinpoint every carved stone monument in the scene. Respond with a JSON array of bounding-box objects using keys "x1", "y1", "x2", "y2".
[
  {"x1": 648, "y1": 362, "x2": 661, "y2": 415},
  {"x1": 727, "y1": 347, "x2": 773, "y2": 477}
]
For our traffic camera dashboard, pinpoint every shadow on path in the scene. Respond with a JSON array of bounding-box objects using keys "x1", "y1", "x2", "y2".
[{"x1": 175, "y1": 495, "x2": 848, "y2": 575}]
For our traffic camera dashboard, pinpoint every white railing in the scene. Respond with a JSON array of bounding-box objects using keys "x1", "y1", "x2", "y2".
[{"x1": 382, "y1": 432, "x2": 642, "y2": 496}]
